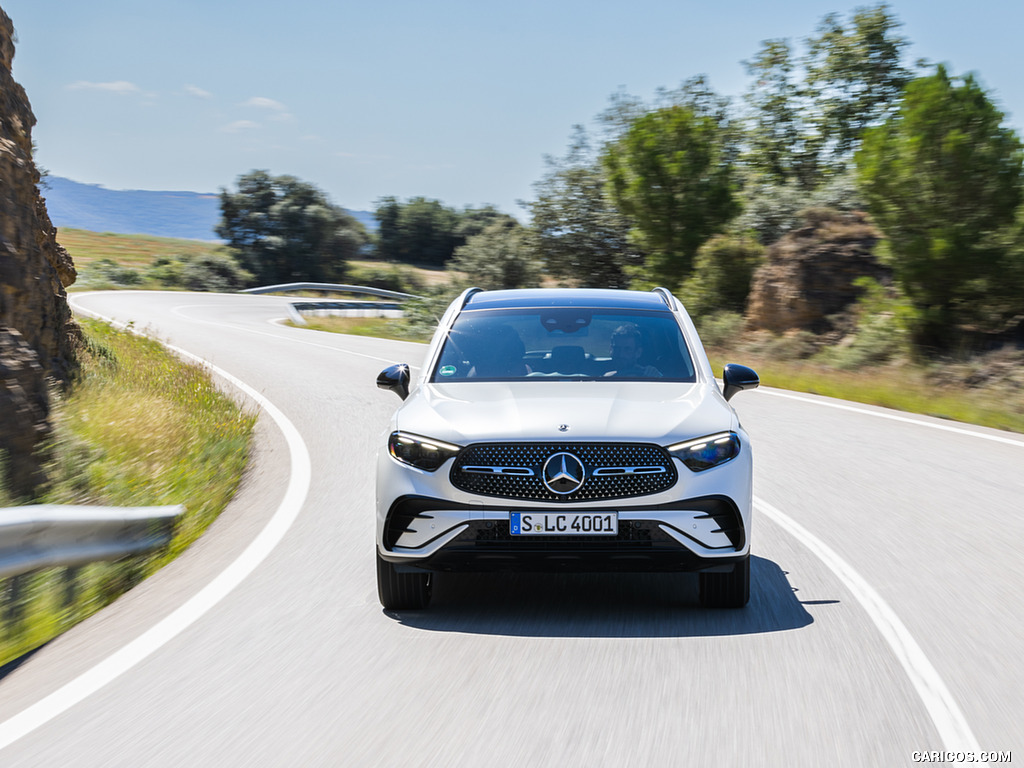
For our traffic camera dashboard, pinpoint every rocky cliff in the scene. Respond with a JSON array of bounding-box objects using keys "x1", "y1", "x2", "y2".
[
  {"x1": 1, "y1": 7, "x2": 79, "y2": 498},
  {"x1": 745, "y1": 208, "x2": 889, "y2": 335}
]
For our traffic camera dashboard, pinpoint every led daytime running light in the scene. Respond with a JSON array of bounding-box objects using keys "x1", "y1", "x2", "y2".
[
  {"x1": 667, "y1": 432, "x2": 740, "y2": 472},
  {"x1": 388, "y1": 432, "x2": 462, "y2": 471}
]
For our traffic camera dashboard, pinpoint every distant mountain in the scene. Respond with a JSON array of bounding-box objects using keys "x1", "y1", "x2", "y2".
[{"x1": 41, "y1": 176, "x2": 377, "y2": 241}]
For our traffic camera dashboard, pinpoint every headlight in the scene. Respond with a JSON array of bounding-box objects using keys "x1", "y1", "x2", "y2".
[
  {"x1": 388, "y1": 432, "x2": 462, "y2": 471},
  {"x1": 667, "y1": 432, "x2": 741, "y2": 472}
]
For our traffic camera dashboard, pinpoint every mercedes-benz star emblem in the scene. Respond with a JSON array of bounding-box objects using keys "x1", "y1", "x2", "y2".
[
  {"x1": 558, "y1": 424, "x2": 569, "y2": 432},
  {"x1": 542, "y1": 452, "x2": 585, "y2": 495}
]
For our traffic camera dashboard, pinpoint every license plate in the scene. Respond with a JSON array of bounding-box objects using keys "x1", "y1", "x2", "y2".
[{"x1": 509, "y1": 512, "x2": 618, "y2": 535}]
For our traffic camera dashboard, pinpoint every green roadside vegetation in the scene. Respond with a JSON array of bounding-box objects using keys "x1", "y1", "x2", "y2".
[
  {"x1": 0, "y1": 319, "x2": 255, "y2": 667},
  {"x1": 705, "y1": 351, "x2": 1024, "y2": 434}
]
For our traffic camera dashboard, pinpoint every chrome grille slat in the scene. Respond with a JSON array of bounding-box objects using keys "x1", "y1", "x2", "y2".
[{"x1": 451, "y1": 442, "x2": 677, "y2": 502}]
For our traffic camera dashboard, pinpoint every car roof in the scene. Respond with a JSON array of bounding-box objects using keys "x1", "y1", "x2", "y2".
[{"x1": 462, "y1": 288, "x2": 673, "y2": 311}]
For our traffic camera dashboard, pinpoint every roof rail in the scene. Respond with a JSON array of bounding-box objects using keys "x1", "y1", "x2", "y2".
[
  {"x1": 652, "y1": 287, "x2": 676, "y2": 309},
  {"x1": 460, "y1": 287, "x2": 485, "y2": 308}
]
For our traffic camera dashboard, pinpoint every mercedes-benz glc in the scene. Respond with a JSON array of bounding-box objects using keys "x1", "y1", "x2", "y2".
[{"x1": 375, "y1": 287, "x2": 759, "y2": 609}]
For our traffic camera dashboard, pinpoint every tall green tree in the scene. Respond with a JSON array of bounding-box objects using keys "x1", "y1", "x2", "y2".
[
  {"x1": 603, "y1": 104, "x2": 739, "y2": 288},
  {"x1": 742, "y1": 4, "x2": 912, "y2": 189},
  {"x1": 805, "y1": 4, "x2": 913, "y2": 162},
  {"x1": 856, "y1": 65, "x2": 1023, "y2": 342},
  {"x1": 448, "y1": 220, "x2": 542, "y2": 290},
  {"x1": 530, "y1": 126, "x2": 638, "y2": 288},
  {"x1": 742, "y1": 38, "x2": 820, "y2": 189},
  {"x1": 217, "y1": 170, "x2": 367, "y2": 285}
]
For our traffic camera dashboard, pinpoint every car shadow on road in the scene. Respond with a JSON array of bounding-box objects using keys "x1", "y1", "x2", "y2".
[{"x1": 388, "y1": 556, "x2": 817, "y2": 638}]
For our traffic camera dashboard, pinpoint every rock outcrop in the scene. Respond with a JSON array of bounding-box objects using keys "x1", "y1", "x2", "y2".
[
  {"x1": 1, "y1": 7, "x2": 79, "y2": 498},
  {"x1": 745, "y1": 208, "x2": 889, "y2": 335}
]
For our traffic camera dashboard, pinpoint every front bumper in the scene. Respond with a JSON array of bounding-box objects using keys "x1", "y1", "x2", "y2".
[{"x1": 378, "y1": 494, "x2": 748, "y2": 574}]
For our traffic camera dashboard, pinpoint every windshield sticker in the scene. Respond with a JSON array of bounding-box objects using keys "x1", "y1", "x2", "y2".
[{"x1": 439, "y1": 365, "x2": 457, "y2": 377}]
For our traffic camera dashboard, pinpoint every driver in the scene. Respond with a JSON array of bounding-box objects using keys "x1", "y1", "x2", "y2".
[{"x1": 605, "y1": 323, "x2": 661, "y2": 378}]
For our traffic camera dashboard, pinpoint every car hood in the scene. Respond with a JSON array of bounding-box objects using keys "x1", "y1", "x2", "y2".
[{"x1": 394, "y1": 380, "x2": 733, "y2": 446}]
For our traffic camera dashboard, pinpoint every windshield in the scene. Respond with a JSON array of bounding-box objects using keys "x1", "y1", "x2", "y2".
[{"x1": 431, "y1": 308, "x2": 697, "y2": 382}]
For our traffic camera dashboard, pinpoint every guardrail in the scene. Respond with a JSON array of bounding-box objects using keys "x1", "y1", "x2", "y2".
[
  {"x1": 0, "y1": 505, "x2": 183, "y2": 579},
  {"x1": 239, "y1": 282, "x2": 420, "y2": 300},
  {"x1": 240, "y1": 282, "x2": 420, "y2": 325}
]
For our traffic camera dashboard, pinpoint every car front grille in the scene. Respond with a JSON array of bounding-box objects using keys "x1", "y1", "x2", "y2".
[{"x1": 450, "y1": 442, "x2": 678, "y2": 502}]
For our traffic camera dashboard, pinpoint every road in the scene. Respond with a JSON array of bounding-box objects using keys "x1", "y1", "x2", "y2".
[{"x1": 0, "y1": 290, "x2": 1020, "y2": 766}]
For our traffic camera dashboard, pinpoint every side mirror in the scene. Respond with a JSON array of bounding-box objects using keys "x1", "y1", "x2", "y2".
[
  {"x1": 377, "y1": 363, "x2": 411, "y2": 400},
  {"x1": 722, "y1": 364, "x2": 759, "y2": 402}
]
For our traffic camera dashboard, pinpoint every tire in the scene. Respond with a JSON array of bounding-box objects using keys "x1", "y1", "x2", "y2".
[
  {"x1": 376, "y1": 551, "x2": 432, "y2": 610},
  {"x1": 699, "y1": 556, "x2": 750, "y2": 609}
]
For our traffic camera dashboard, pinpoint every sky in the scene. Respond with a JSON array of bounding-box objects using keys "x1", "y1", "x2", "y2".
[{"x1": 3, "y1": 0, "x2": 1023, "y2": 218}]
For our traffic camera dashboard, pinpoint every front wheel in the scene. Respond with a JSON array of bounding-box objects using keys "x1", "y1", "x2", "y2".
[
  {"x1": 376, "y1": 551, "x2": 432, "y2": 610},
  {"x1": 699, "y1": 556, "x2": 750, "y2": 608}
]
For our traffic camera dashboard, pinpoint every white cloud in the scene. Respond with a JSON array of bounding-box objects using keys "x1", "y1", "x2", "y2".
[
  {"x1": 241, "y1": 96, "x2": 293, "y2": 121},
  {"x1": 184, "y1": 84, "x2": 213, "y2": 99},
  {"x1": 242, "y1": 96, "x2": 287, "y2": 112},
  {"x1": 67, "y1": 80, "x2": 140, "y2": 94},
  {"x1": 221, "y1": 120, "x2": 259, "y2": 133}
]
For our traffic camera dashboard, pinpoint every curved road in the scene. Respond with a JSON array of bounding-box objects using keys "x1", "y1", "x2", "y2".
[{"x1": 0, "y1": 290, "x2": 1020, "y2": 766}]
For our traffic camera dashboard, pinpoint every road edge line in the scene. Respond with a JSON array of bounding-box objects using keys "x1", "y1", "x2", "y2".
[{"x1": 755, "y1": 495, "x2": 980, "y2": 752}]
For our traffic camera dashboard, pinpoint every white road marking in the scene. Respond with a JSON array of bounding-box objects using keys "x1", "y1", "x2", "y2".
[
  {"x1": 758, "y1": 388, "x2": 1024, "y2": 448},
  {"x1": 0, "y1": 302, "x2": 313, "y2": 752},
  {"x1": 755, "y1": 495, "x2": 980, "y2": 752}
]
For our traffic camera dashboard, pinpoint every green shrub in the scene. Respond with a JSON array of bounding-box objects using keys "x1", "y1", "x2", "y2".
[
  {"x1": 145, "y1": 255, "x2": 187, "y2": 288},
  {"x1": 679, "y1": 235, "x2": 765, "y2": 320},
  {"x1": 346, "y1": 263, "x2": 425, "y2": 294},
  {"x1": 180, "y1": 252, "x2": 252, "y2": 292},
  {"x1": 81, "y1": 258, "x2": 144, "y2": 288},
  {"x1": 694, "y1": 312, "x2": 746, "y2": 349},
  {"x1": 816, "y1": 277, "x2": 917, "y2": 369}
]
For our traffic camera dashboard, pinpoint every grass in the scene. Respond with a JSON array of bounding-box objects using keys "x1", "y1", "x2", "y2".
[
  {"x1": 291, "y1": 315, "x2": 416, "y2": 341},
  {"x1": 705, "y1": 351, "x2": 1024, "y2": 434},
  {"x1": 0, "y1": 319, "x2": 256, "y2": 667},
  {"x1": 58, "y1": 228, "x2": 222, "y2": 271}
]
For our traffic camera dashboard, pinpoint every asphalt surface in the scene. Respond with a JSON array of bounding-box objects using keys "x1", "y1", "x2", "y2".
[{"x1": 0, "y1": 290, "x2": 1020, "y2": 767}]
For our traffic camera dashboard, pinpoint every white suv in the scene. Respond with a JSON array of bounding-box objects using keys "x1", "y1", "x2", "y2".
[{"x1": 375, "y1": 288, "x2": 759, "y2": 609}]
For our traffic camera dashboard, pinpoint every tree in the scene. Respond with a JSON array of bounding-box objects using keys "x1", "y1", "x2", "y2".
[
  {"x1": 373, "y1": 196, "x2": 461, "y2": 266},
  {"x1": 529, "y1": 126, "x2": 638, "y2": 288},
  {"x1": 804, "y1": 4, "x2": 913, "y2": 163},
  {"x1": 448, "y1": 220, "x2": 542, "y2": 290},
  {"x1": 603, "y1": 104, "x2": 739, "y2": 288},
  {"x1": 456, "y1": 205, "x2": 518, "y2": 242},
  {"x1": 217, "y1": 171, "x2": 367, "y2": 285},
  {"x1": 856, "y1": 65, "x2": 1023, "y2": 342},
  {"x1": 742, "y1": 4, "x2": 913, "y2": 188},
  {"x1": 742, "y1": 38, "x2": 820, "y2": 189}
]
